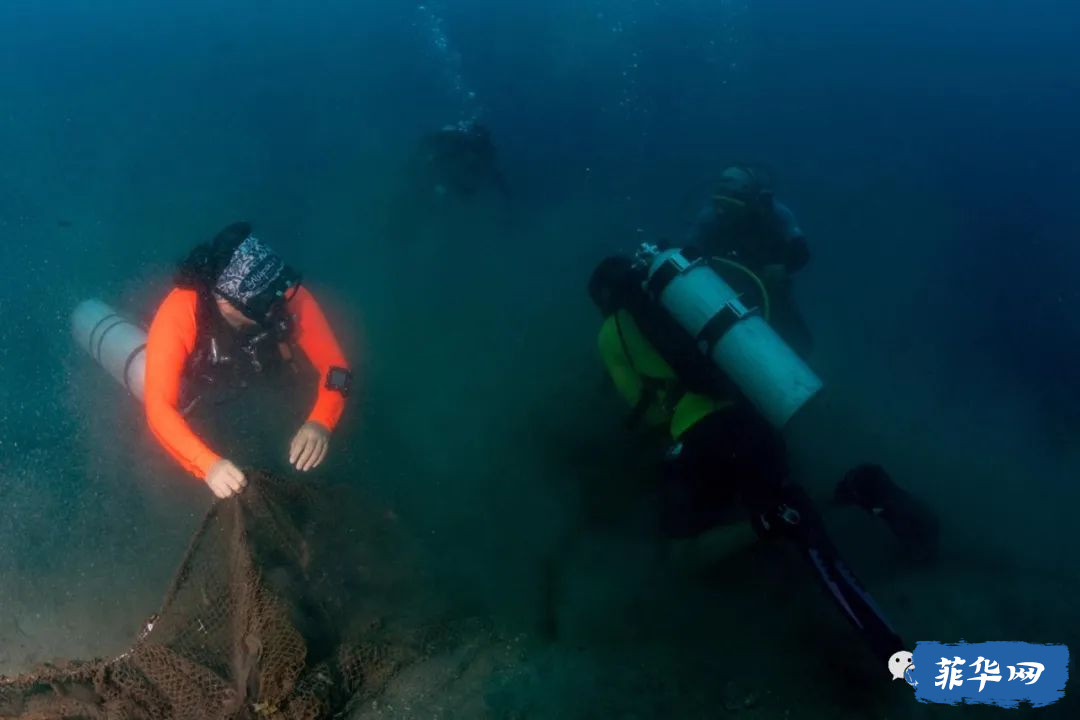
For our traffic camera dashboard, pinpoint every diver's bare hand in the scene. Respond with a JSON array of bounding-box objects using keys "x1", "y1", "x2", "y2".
[
  {"x1": 206, "y1": 459, "x2": 247, "y2": 499},
  {"x1": 290, "y1": 421, "x2": 330, "y2": 472}
]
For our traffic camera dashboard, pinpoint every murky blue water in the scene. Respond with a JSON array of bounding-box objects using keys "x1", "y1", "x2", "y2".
[{"x1": 1, "y1": 1, "x2": 1078, "y2": 716}]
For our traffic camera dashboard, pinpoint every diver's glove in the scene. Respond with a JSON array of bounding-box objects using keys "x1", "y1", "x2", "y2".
[{"x1": 835, "y1": 464, "x2": 940, "y2": 561}]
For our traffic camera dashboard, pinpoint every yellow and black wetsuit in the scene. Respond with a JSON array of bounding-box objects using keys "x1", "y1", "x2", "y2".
[
  {"x1": 596, "y1": 257, "x2": 769, "y2": 440},
  {"x1": 589, "y1": 250, "x2": 907, "y2": 661},
  {"x1": 598, "y1": 309, "x2": 731, "y2": 439}
]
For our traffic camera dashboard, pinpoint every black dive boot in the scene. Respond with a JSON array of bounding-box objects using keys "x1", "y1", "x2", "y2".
[
  {"x1": 835, "y1": 464, "x2": 940, "y2": 561},
  {"x1": 756, "y1": 485, "x2": 905, "y2": 662}
]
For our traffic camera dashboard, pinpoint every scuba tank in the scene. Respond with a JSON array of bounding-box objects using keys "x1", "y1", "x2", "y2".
[
  {"x1": 636, "y1": 243, "x2": 822, "y2": 428},
  {"x1": 71, "y1": 299, "x2": 148, "y2": 403},
  {"x1": 70, "y1": 295, "x2": 298, "y2": 412}
]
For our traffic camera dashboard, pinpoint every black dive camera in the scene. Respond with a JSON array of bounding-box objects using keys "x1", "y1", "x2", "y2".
[{"x1": 326, "y1": 366, "x2": 352, "y2": 397}]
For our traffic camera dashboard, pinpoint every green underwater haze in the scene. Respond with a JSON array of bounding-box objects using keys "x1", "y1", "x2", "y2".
[{"x1": 1, "y1": 0, "x2": 1080, "y2": 717}]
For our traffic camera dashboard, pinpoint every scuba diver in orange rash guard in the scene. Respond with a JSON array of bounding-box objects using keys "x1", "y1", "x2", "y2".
[{"x1": 145, "y1": 222, "x2": 353, "y2": 499}]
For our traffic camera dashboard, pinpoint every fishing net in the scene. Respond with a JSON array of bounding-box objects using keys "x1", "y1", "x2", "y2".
[{"x1": 0, "y1": 471, "x2": 406, "y2": 720}]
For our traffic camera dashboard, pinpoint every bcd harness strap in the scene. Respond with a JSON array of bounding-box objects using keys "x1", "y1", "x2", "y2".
[{"x1": 181, "y1": 291, "x2": 299, "y2": 415}]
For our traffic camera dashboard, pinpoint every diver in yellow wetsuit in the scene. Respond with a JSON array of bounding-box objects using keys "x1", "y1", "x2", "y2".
[{"x1": 588, "y1": 245, "x2": 937, "y2": 661}]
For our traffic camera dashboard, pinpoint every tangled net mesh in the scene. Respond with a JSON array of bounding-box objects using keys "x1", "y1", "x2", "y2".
[{"x1": 0, "y1": 471, "x2": 403, "y2": 720}]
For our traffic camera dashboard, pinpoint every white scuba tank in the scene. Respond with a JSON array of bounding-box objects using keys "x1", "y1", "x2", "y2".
[
  {"x1": 641, "y1": 246, "x2": 822, "y2": 428},
  {"x1": 71, "y1": 299, "x2": 148, "y2": 403}
]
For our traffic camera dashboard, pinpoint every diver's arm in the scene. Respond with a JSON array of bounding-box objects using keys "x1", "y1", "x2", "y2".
[
  {"x1": 687, "y1": 205, "x2": 722, "y2": 254},
  {"x1": 784, "y1": 237, "x2": 810, "y2": 273},
  {"x1": 144, "y1": 289, "x2": 223, "y2": 479},
  {"x1": 773, "y1": 202, "x2": 809, "y2": 272},
  {"x1": 288, "y1": 286, "x2": 351, "y2": 432}
]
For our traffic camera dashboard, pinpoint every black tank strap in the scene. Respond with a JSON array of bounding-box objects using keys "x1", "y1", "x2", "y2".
[
  {"x1": 122, "y1": 343, "x2": 147, "y2": 394},
  {"x1": 87, "y1": 313, "x2": 121, "y2": 359},
  {"x1": 645, "y1": 258, "x2": 681, "y2": 299},
  {"x1": 94, "y1": 318, "x2": 141, "y2": 364},
  {"x1": 697, "y1": 301, "x2": 756, "y2": 355},
  {"x1": 614, "y1": 313, "x2": 686, "y2": 430}
]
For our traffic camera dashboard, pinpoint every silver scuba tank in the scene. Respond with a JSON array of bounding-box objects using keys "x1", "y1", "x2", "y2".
[{"x1": 637, "y1": 244, "x2": 822, "y2": 428}]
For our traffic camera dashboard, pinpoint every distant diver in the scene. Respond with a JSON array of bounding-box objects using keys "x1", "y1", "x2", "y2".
[
  {"x1": 688, "y1": 165, "x2": 814, "y2": 357},
  {"x1": 587, "y1": 238, "x2": 939, "y2": 662},
  {"x1": 412, "y1": 120, "x2": 508, "y2": 201},
  {"x1": 384, "y1": 120, "x2": 510, "y2": 246},
  {"x1": 141, "y1": 222, "x2": 354, "y2": 498}
]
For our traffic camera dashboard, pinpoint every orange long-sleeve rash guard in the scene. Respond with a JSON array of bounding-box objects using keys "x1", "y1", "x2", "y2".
[{"x1": 145, "y1": 286, "x2": 351, "y2": 480}]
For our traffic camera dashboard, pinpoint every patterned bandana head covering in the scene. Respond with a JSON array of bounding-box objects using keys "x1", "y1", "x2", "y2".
[{"x1": 214, "y1": 236, "x2": 294, "y2": 320}]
